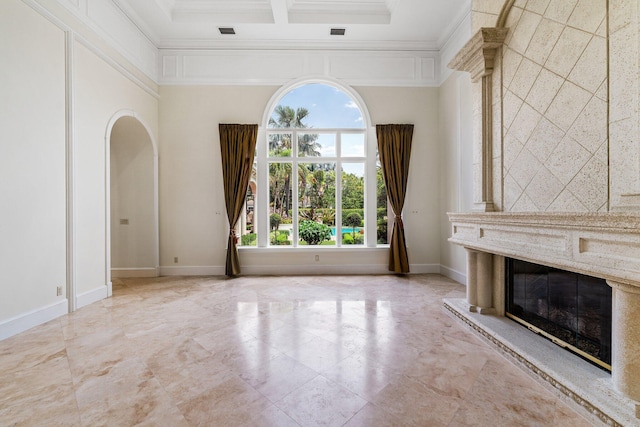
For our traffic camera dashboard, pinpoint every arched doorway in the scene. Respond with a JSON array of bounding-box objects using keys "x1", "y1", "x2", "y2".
[{"x1": 107, "y1": 113, "x2": 158, "y2": 279}]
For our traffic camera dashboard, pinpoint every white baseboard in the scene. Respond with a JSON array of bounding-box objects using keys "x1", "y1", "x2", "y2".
[
  {"x1": 159, "y1": 264, "x2": 444, "y2": 276},
  {"x1": 159, "y1": 265, "x2": 226, "y2": 276},
  {"x1": 440, "y1": 265, "x2": 466, "y2": 285},
  {"x1": 0, "y1": 299, "x2": 68, "y2": 341},
  {"x1": 409, "y1": 264, "x2": 441, "y2": 274},
  {"x1": 76, "y1": 286, "x2": 108, "y2": 309},
  {"x1": 111, "y1": 267, "x2": 158, "y2": 278}
]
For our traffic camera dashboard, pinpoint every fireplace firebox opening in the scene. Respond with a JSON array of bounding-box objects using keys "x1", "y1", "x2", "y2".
[{"x1": 506, "y1": 258, "x2": 612, "y2": 371}]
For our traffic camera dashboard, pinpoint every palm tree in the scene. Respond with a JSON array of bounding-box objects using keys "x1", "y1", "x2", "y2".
[
  {"x1": 298, "y1": 133, "x2": 321, "y2": 157},
  {"x1": 269, "y1": 105, "x2": 309, "y2": 128},
  {"x1": 269, "y1": 105, "x2": 320, "y2": 157}
]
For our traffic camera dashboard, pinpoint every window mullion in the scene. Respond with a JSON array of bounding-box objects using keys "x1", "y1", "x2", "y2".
[
  {"x1": 335, "y1": 131, "x2": 342, "y2": 247},
  {"x1": 365, "y1": 126, "x2": 377, "y2": 247},
  {"x1": 292, "y1": 130, "x2": 299, "y2": 247},
  {"x1": 257, "y1": 128, "x2": 268, "y2": 247}
]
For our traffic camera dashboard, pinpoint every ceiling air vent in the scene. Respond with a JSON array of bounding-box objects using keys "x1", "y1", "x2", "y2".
[
  {"x1": 218, "y1": 27, "x2": 236, "y2": 35},
  {"x1": 330, "y1": 28, "x2": 346, "y2": 36}
]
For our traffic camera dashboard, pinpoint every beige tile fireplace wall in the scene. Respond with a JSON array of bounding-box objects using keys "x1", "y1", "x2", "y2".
[{"x1": 501, "y1": 1, "x2": 608, "y2": 212}]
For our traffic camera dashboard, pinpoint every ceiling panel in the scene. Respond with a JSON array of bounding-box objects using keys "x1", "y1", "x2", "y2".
[{"x1": 114, "y1": 0, "x2": 471, "y2": 50}]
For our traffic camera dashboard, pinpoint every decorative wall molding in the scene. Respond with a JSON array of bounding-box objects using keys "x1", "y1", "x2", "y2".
[
  {"x1": 159, "y1": 49, "x2": 440, "y2": 86},
  {"x1": 25, "y1": 0, "x2": 159, "y2": 99},
  {"x1": 53, "y1": 0, "x2": 158, "y2": 81},
  {"x1": 0, "y1": 300, "x2": 68, "y2": 341}
]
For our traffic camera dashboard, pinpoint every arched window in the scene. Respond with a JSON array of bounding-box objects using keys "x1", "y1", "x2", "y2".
[{"x1": 239, "y1": 80, "x2": 388, "y2": 248}]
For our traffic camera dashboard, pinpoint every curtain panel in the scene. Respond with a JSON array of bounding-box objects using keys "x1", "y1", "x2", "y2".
[
  {"x1": 376, "y1": 124, "x2": 414, "y2": 273},
  {"x1": 219, "y1": 124, "x2": 258, "y2": 276}
]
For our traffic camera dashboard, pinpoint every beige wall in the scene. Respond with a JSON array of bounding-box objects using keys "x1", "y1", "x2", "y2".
[
  {"x1": 438, "y1": 72, "x2": 474, "y2": 282},
  {"x1": 0, "y1": 0, "x2": 67, "y2": 322},
  {"x1": 158, "y1": 85, "x2": 442, "y2": 273},
  {"x1": 158, "y1": 86, "x2": 275, "y2": 270},
  {"x1": 358, "y1": 86, "x2": 442, "y2": 270}
]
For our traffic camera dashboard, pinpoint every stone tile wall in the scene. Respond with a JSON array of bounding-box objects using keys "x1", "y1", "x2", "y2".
[{"x1": 501, "y1": 0, "x2": 608, "y2": 212}]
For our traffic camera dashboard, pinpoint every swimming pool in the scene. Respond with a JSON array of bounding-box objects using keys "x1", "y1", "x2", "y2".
[{"x1": 330, "y1": 226, "x2": 362, "y2": 236}]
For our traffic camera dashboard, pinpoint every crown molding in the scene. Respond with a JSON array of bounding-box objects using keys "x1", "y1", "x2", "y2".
[{"x1": 156, "y1": 38, "x2": 439, "y2": 52}]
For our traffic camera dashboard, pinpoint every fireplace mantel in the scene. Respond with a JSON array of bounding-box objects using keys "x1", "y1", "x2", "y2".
[{"x1": 448, "y1": 212, "x2": 640, "y2": 288}]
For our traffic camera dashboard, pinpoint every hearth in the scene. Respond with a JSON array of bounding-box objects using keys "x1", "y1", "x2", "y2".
[{"x1": 506, "y1": 258, "x2": 612, "y2": 370}]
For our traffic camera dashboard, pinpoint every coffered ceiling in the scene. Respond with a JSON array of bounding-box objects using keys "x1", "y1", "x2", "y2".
[{"x1": 113, "y1": 0, "x2": 470, "y2": 50}]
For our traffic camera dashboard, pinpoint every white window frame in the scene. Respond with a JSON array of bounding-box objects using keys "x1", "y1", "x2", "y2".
[{"x1": 255, "y1": 77, "x2": 380, "y2": 249}]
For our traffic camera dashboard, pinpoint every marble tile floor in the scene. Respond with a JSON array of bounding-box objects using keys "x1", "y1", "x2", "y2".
[{"x1": 0, "y1": 274, "x2": 593, "y2": 426}]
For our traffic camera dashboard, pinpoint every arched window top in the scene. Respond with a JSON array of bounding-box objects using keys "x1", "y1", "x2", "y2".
[
  {"x1": 264, "y1": 80, "x2": 370, "y2": 130},
  {"x1": 242, "y1": 78, "x2": 387, "y2": 249}
]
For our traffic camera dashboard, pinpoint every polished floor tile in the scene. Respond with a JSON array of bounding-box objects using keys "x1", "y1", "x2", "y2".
[{"x1": 0, "y1": 274, "x2": 593, "y2": 426}]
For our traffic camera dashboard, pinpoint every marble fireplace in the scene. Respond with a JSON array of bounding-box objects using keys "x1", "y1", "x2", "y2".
[{"x1": 445, "y1": 1, "x2": 640, "y2": 425}]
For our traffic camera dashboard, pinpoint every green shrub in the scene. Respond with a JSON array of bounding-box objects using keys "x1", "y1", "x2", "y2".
[
  {"x1": 270, "y1": 230, "x2": 291, "y2": 245},
  {"x1": 240, "y1": 233, "x2": 257, "y2": 246},
  {"x1": 342, "y1": 233, "x2": 354, "y2": 244},
  {"x1": 353, "y1": 233, "x2": 364, "y2": 244},
  {"x1": 345, "y1": 212, "x2": 362, "y2": 229},
  {"x1": 299, "y1": 220, "x2": 332, "y2": 245},
  {"x1": 270, "y1": 213, "x2": 282, "y2": 231},
  {"x1": 320, "y1": 208, "x2": 336, "y2": 225},
  {"x1": 342, "y1": 208, "x2": 364, "y2": 224}
]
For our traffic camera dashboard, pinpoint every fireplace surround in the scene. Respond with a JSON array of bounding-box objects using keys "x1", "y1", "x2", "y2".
[{"x1": 447, "y1": 212, "x2": 640, "y2": 425}]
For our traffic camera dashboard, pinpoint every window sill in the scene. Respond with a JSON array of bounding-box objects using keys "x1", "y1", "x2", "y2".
[{"x1": 238, "y1": 245, "x2": 389, "y2": 253}]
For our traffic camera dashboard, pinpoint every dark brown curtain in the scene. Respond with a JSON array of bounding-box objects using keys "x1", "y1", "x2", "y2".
[
  {"x1": 376, "y1": 124, "x2": 414, "y2": 273},
  {"x1": 219, "y1": 124, "x2": 258, "y2": 276}
]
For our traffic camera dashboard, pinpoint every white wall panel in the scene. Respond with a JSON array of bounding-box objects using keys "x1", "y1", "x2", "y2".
[
  {"x1": 183, "y1": 52, "x2": 306, "y2": 82},
  {"x1": 160, "y1": 49, "x2": 440, "y2": 86},
  {"x1": 329, "y1": 54, "x2": 416, "y2": 81}
]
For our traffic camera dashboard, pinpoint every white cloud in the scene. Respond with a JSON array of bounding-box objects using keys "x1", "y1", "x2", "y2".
[{"x1": 345, "y1": 100, "x2": 359, "y2": 110}]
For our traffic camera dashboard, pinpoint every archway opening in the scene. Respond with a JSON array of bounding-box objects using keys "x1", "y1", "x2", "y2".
[{"x1": 109, "y1": 116, "x2": 157, "y2": 277}]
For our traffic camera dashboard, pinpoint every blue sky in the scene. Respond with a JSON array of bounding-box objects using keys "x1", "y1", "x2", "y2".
[
  {"x1": 271, "y1": 83, "x2": 365, "y2": 129},
  {"x1": 269, "y1": 83, "x2": 366, "y2": 176}
]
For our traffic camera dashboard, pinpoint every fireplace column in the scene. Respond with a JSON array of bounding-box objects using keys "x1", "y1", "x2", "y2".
[
  {"x1": 465, "y1": 248, "x2": 494, "y2": 314},
  {"x1": 466, "y1": 249, "x2": 478, "y2": 311},
  {"x1": 448, "y1": 27, "x2": 508, "y2": 213},
  {"x1": 607, "y1": 280, "x2": 640, "y2": 401}
]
